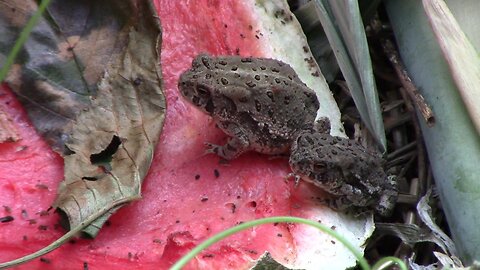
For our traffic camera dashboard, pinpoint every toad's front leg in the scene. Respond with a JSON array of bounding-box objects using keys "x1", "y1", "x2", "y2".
[{"x1": 205, "y1": 124, "x2": 250, "y2": 160}]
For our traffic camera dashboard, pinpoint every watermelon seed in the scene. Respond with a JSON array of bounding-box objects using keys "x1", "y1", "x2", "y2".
[
  {"x1": 202, "y1": 254, "x2": 214, "y2": 258},
  {"x1": 195, "y1": 174, "x2": 201, "y2": 180},
  {"x1": 35, "y1": 183, "x2": 49, "y2": 190},
  {"x1": 21, "y1": 209, "x2": 28, "y2": 219},
  {"x1": 225, "y1": 203, "x2": 236, "y2": 213},
  {"x1": 39, "y1": 257, "x2": 50, "y2": 264},
  {"x1": 83, "y1": 262, "x2": 89, "y2": 270},
  {"x1": 247, "y1": 201, "x2": 257, "y2": 208},
  {"x1": 38, "y1": 225, "x2": 48, "y2": 231},
  {"x1": 175, "y1": 220, "x2": 180, "y2": 223},
  {"x1": 277, "y1": 233, "x2": 283, "y2": 237},
  {"x1": 247, "y1": 249, "x2": 258, "y2": 254},
  {"x1": 0, "y1": 216, "x2": 14, "y2": 223},
  {"x1": 213, "y1": 169, "x2": 220, "y2": 178},
  {"x1": 22, "y1": 235, "x2": 27, "y2": 241},
  {"x1": 201, "y1": 197, "x2": 209, "y2": 202},
  {"x1": 153, "y1": 239, "x2": 162, "y2": 244}
]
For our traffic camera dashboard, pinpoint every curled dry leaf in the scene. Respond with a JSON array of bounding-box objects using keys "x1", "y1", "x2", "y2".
[
  {"x1": 0, "y1": 0, "x2": 165, "y2": 267},
  {"x1": 0, "y1": 0, "x2": 165, "y2": 238},
  {"x1": 54, "y1": 0, "x2": 166, "y2": 238}
]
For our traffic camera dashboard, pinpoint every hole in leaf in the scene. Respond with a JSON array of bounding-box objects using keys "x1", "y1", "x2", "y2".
[
  {"x1": 82, "y1": 176, "x2": 98, "y2": 181},
  {"x1": 90, "y1": 135, "x2": 122, "y2": 165}
]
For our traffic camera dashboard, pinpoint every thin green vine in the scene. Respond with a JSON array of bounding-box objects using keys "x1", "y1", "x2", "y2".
[
  {"x1": 0, "y1": 0, "x2": 52, "y2": 82},
  {"x1": 170, "y1": 216, "x2": 407, "y2": 270}
]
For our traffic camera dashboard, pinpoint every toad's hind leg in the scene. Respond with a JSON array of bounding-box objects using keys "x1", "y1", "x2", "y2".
[{"x1": 205, "y1": 134, "x2": 250, "y2": 160}]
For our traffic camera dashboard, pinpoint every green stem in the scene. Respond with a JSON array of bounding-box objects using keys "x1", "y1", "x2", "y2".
[
  {"x1": 170, "y1": 216, "x2": 371, "y2": 270},
  {"x1": 372, "y1": 256, "x2": 407, "y2": 270},
  {"x1": 0, "y1": 0, "x2": 52, "y2": 82}
]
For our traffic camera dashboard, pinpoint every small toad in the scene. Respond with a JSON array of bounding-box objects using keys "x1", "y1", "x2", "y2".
[
  {"x1": 178, "y1": 54, "x2": 397, "y2": 216},
  {"x1": 289, "y1": 120, "x2": 398, "y2": 216},
  {"x1": 178, "y1": 54, "x2": 319, "y2": 160}
]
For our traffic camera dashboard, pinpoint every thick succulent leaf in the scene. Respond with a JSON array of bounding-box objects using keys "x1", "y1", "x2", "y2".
[
  {"x1": 422, "y1": 0, "x2": 480, "y2": 134},
  {"x1": 0, "y1": 0, "x2": 136, "y2": 152},
  {"x1": 54, "y1": 0, "x2": 165, "y2": 238},
  {"x1": 313, "y1": 0, "x2": 387, "y2": 151},
  {"x1": 385, "y1": 0, "x2": 480, "y2": 263}
]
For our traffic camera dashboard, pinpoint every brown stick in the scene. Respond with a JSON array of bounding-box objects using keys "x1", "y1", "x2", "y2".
[{"x1": 381, "y1": 39, "x2": 435, "y2": 127}]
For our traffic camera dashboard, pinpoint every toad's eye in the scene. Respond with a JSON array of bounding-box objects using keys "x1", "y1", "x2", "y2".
[
  {"x1": 197, "y1": 86, "x2": 210, "y2": 96},
  {"x1": 313, "y1": 163, "x2": 326, "y2": 172}
]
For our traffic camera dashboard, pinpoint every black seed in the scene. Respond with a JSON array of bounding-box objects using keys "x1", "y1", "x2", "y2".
[
  {"x1": 84, "y1": 262, "x2": 89, "y2": 270},
  {"x1": 23, "y1": 235, "x2": 27, "y2": 241},
  {"x1": 260, "y1": 66, "x2": 266, "y2": 70},
  {"x1": 205, "y1": 73, "x2": 212, "y2": 79},
  {"x1": 39, "y1": 257, "x2": 50, "y2": 264},
  {"x1": 176, "y1": 220, "x2": 180, "y2": 223},
  {"x1": 219, "y1": 60, "x2": 227, "y2": 65},
  {"x1": 220, "y1": 77, "x2": 229, "y2": 85},
  {"x1": 274, "y1": 78, "x2": 281, "y2": 84},
  {"x1": 201, "y1": 197, "x2": 208, "y2": 202},
  {"x1": 277, "y1": 233, "x2": 283, "y2": 237},
  {"x1": 35, "y1": 184, "x2": 49, "y2": 190},
  {"x1": 241, "y1": 57, "x2": 252, "y2": 62},
  {"x1": 254, "y1": 75, "x2": 260, "y2": 80},
  {"x1": 284, "y1": 96, "x2": 290, "y2": 105},
  {"x1": 231, "y1": 66, "x2": 238, "y2": 71},
  {"x1": 195, "y1": 174, "x2": 201, "y2": 180},
  {"x1": 153, "y1": 239, "x2": 162, "y2": 244},
  {"x1": 252, "y1": 67, "x2": 257, "y2": 71},
  {"x1": 0, "y1": 216, "x2": 14, "y2": 223},
  {"x1": 271, "y1": 67, "x2": 280, "y2": 73},
  {"x1": 38, "y1": 225, "x2": 48, "y2": 231},
  {"x1": 214, "y1": 169, "x2": 220, "y2": 178},
  {"x1": 21, "y1": 209, "x2": 28, "y2": 219}
]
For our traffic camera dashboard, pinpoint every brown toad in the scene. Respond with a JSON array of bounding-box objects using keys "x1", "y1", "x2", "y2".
[
  {"x1": 289, "y1": 120, "x2": 398, "y2": 216},
  {"x1": 178, "y1": 54, "x2": 397, "y2": 216},
  {"x1": 178, "y1": 54, "x2": 319, "y2": 159}
]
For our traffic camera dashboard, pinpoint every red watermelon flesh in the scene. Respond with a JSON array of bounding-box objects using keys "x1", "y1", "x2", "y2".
[{"x1": 0, "y1": 1, "x2": 363, "y2": 269}]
